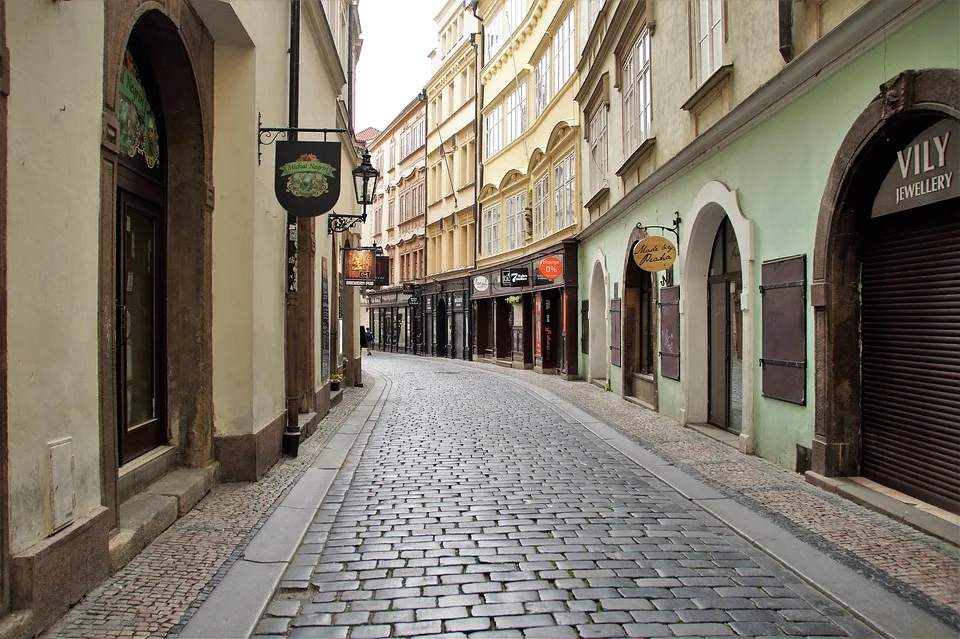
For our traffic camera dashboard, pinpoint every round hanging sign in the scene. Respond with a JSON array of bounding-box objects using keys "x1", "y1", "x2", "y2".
[
  {"x1": 632, "y1": 235, "x2": 677, "y2": 272},
  {"x1": 538, "y1": 256, "x2": 563, "y2": 280},
  {"x1": 473, "y1": 275, "x2": 490, "y2": 292}
]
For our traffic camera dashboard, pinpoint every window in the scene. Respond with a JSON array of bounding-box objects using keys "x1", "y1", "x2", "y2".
[
  {"x1": 389, "y1": 140, "x2": 396, "y2": 169},
  {"x1": 375, "y1": 151, "x2": 383, "y2": 176},
  {"x1": 485, "y1": 104, "x2": 503, "y2": 158},
  {"x1": 622, "y1": 29, "x2": 652, "y2": 153},
  {"x1": 553, "y1": 11, "x2": 574, "y2": 93},
  {"x1": 485, "y1": 9, "x2": 502, "y2": 59},
  {"x1": 505, "y1": 82, "x2": 527, "y2": 144},
  {"x1": 588, "y1": 106, "x2": 608, "y2": 193},
  {"x1": 400, "y1": 131, "x2": 410, "y2": 159},
  {"x1": 388, "y1": 195, "x2": 395, "y2": 227},
  {"x1": 413, "y1": 118, "x2": 425, "y2": 150},
  {"x1": 535, "y1": 50, "x2": 551, "y2": 117},
  {"x1": 505, "y1": 192, "x2": 526, "y2": 251},
  {"x1": 553, "y1": 152, "x2": 575, "y2": 230},
  {"x1": 587, "y1": 0, "x2": 603, "y2": 32},
  {"x1": 695, "y1": 0, "x2": 723, "y2": 84},
  {"x1": 505, "y1": 0, "x2": 528, "y2": 31},
  {"x1": 533, "y1": 176, "x2": 548, "y2": 240},
  {"x1": 374, "y1": 203, "x2": 382, "y2": 234},
  {"x1": 483, "y1": 204, "x2": 501, "y2": 256}
]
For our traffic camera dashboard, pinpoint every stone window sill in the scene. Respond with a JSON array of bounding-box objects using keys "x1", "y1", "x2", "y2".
[
  {"x1": 616, "y1": 136, "x2": 657, "y2": 178},
  {"x1": 681, "y1": 64, "x2": 734, "y2": 114}
]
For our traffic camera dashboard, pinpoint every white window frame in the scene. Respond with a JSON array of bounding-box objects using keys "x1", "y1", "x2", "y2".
[
  {"x1": 588, "y1": 105, "x2": 608, "y2": 193},
  {"x1": 505, "y1": 82, "x2": 527, "y2": 144},
  {"x1": 695, "y1": 0, "x2": 723, "y2": 84},
  {"x1": 505, "y1": 0, "x2": 528, "y2": 32},
  {"x1": 587, "y1": 0, "x2": 603, "y2": 33},
  {"x1": 552, "y1": 11, "x2": 574, "y2": 94},
  {"x1": 622, "y1": 29, "x2": 652, "y2": 153},
  {"x1": 533, "y1": 175, "x2": 548, "y2": 240},
  {"x1": 485, "y1": 104, "x2": 503, "y2": 159},
  {"x1": 535, "y1": 50, "x2": 551, "y2": 118},
  {"x1": 505, "y1": 191, "x2": 526, "y2": 251},
  {"x1": 483, "y1": 204, "x2": 502, "y2": 256},
  {"x1": 485, "y1": 9, "x2": 503, "y2": 59},
  {"x1": 553, "y1": 152, "x2": 576, "y2": 230}
]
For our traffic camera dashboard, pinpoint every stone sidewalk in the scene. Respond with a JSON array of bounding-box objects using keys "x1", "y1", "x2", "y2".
[
  {"x1": 42, "y1": 383, "x2": 371, "y2": 639},
  {"x1": 462, "y1": 359, "x2": 960, "y2": 629}
]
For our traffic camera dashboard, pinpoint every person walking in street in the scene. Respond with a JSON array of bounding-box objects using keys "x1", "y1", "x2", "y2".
[
  {"x1": 365, "y1": 327, "x2": 374, "y2": 355},
  {"x1": 360, "y1": 325, "x2": 370, "y2": 356}
]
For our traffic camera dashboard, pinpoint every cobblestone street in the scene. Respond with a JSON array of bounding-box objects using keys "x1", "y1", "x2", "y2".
[{"x1": 250, "y1": 354, "x2": 944, "y2": 638}]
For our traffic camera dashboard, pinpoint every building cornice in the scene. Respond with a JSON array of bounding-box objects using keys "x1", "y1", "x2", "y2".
[
  {"x1": 481, "y1": 0, "x2": 549, "y2": 85},
  {"x1": 577, "y1": 0, "x2": 938, "y2": 242}
]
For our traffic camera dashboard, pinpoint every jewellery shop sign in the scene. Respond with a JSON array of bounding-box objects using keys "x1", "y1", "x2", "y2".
[{"x1": 275, "y1": 140, "x2": 341, "y2": 217}]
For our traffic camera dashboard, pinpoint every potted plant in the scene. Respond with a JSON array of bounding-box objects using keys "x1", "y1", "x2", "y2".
[
  {"x1": 330, "y1": 373, "x2": 343, "y2": 391},
  {"x1": 505, "y1": 295, "x2": 522, "y2": 306}
]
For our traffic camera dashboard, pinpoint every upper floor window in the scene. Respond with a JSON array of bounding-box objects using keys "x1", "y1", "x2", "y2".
[
  {"x1": 483, "y1": 204, "x2": 501, "y2": 256},
  {"x1": 505, "y1": 82, "x2": 527, "y2": 145},
  {"x1": 553, "y1": 152, "x2": 576, "y2": 230},
  {"x1": 694, "y1": 0, "x2": 723, "y2": 84},
  {"x1": 533, "y1": 175, "x2": 548, "y2": 240},
  {"x1": 374, "y1": 203, "x2": 382, "y2": 234},
  {"x1": 587, "y1": 0, "x2": 603, "y2": 33},
  {"x1": 387, "y1": 195, "x2": 395, "y2": 227},
  {"x1": 375, "y1": 152, "x2": 383, "y2": 177},
  {"x1": 389, "y1": 140, "x2": 396, "y2": 169},
  {"x1": 505, "y1": 191, "x2": 527, "y2": 251},
  {"x1": 588, "y1": 105, "x2": 608, "y2": 193},
  {"x1": 485, "y1": 104, "x2": 503, "y2": 159},
  {"x1": 505, "y1": 0, "x2": 529, "y2": 31},
  {"x1": 622, "y1": 29, "x2": 652, "y2": 153},
  {"x1": 485, "y1": 9, "x2": 503, "y2": 59},
  {"x1": 553, "y1": 11, "x2": 575, "y2": 93},
  {"x1": 535, "y1": 50, "x2": 551, "y2": 118}
]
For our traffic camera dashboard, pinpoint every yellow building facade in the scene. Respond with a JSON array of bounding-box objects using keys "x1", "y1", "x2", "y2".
[{"x1": 473, "y1": 0, "x2": 583, "y2": 378}]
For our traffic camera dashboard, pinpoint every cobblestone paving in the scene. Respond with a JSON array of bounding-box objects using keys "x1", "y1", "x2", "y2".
[
  {"x1": 259, "y1": 357, "x2": 875, "y2": 638},
  {"x1": 469, "y1": 359, "x2": 960, "y2": 629},
  {"x1": 44, "y1": 382, "x2": 370, "y2": 639}
]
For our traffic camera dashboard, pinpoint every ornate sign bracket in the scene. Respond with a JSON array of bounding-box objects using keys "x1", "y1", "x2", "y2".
[
  {"x1": 328, "y1": 213, "x2": 366, "y2": 234},
  {"x1": 635, "y1": 211, "x2": 681, "y2": 286},
  {"x1": 258, "y1": 112, "x2": 347, "y2": 165}
]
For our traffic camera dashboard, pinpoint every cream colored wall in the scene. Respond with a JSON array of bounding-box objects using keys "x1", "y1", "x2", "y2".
[
  {"x1": 5, "y1": 0, "x2": 105, "y2": 551},
  {"x1": 212, "y1": 43, "x2": 257, "y2": 438}
]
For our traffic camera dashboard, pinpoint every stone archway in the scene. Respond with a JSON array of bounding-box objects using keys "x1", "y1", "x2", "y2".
[
  {"x1": 811, "y1": 68, "x2": 960, "y2": 477},
  {"x1": 588, "y1": 257, "x2": 608, "y2": 383},
  {"x1": 678, "y1": 181, "x2": 755, "y2": 453},
  {"x1": 99, "y1": 2, "x2": 214, "y2": 526}
]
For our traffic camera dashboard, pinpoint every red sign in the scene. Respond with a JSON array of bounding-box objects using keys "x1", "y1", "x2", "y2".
[{"x1": 539, "y1": 256, "x2": 563, "y2": 280}]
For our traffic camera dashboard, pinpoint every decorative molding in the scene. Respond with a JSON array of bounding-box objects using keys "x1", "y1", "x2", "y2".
[
  {"x1": 681, "y1": 64, "x2": 733, "y2": 113},
  {"x1": 879, "y1": 70, "x2": 916, "y2": 119},
  {"x1": 584, "y1": 185, "x2": 610, "y2": 211},
  {"x1": 615, "y1": 136, "x2": 656, "y2": 178},
  {"x1": 482, "y1": 0, "x2": 549, "y2": 85}
]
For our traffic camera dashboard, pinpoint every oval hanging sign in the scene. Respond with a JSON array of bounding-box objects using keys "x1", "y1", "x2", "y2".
[{"x1": 632, "y1": 235, "x2": 677, "y2": 272}]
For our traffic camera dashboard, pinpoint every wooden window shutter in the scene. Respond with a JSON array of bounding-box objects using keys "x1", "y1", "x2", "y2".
[
  {"x1": 581, "y1": 300, "x2": 590, "y2": 354},
  {"x1": 659, "y1": 286, "x2": 680, "y2": 380},
  {"x1": 760, "y1": 255, "x2": 806, "y2": 404},
  {"x1": 610, "y1": 298, "x2": 622, "y2": 367}
]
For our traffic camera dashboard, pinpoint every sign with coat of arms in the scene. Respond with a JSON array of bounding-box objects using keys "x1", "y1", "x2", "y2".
[{"x1": 274, "y1": 140, "x2": 342, "y2": 217}]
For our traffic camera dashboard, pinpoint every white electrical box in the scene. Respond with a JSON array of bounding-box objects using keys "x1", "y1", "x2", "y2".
[{"x1": 48, "y1": 438, "x2": 76, "y2": 533}]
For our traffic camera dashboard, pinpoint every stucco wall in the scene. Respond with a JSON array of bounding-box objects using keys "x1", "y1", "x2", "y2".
[
  {"x1": 5, "y1": 0, "x2": 105, "y2": 551},
  {"x1": 579, "y1": 1, "x2": 960, "y2": 468}
]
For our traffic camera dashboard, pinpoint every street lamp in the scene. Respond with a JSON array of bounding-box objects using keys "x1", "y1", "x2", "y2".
[{"x1": 329, "y1": 151, "x2": 381, "y2": 233}]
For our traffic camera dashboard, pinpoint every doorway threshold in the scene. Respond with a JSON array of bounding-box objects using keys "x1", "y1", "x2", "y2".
[{"x1": 686, "y1": 422, "x2": 740, "y2": 449}]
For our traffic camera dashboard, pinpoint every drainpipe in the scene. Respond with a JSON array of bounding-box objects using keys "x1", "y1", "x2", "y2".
[
  {"x1": 421, "y1": 89, "x2": 428, "y2": 356},
  {"x1": 347, "y1": 1, "x2": 355, "y2": 125},
  {"x1": 468, "y1": 4, "x2": 483, "y2": 361},
  {"x1": 285, "y1": 0, "x2": 301, "y2": 434},
  {"x1": 778, "y1": 0, "x2": 794, "y2": 62}
]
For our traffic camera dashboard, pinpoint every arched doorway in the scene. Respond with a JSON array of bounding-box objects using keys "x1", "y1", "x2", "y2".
[
  {"x1": 588, "y1": 261, "x2": 608, "y2": 383},
  {"x1": 707, "y1": 218, "x2": 743, "y2": 433},
  {"x1": 813, "y1": 69, "x2": 959, "y2": 512},
  {"x1": 436, "y1": 297, "x2": 448, "y2": 356},
  {"x1": 623, "y1": 228, "x2": 657, "y2": 409},
  {"x1": 100, "y1": 5, "x2": 213, "y2": 518}
]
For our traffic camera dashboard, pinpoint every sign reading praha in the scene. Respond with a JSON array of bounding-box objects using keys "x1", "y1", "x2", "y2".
[{"x1": 632, "y1": 236, "x2": 677, "y2": 272}]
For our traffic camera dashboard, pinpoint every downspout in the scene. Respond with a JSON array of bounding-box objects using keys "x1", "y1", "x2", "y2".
[
  {"x1": 469, "y1": 1, "x2": 483, "y2": 361},
  {"x1": 285, "y1": 0, "x2": 302, "y2": 433},
  {"x1": 347, "y1": 1, "x2": 355, "y2": 126},
  {"x1": 778, "y1": 0, "x2": 794, "y2": 62},
  {"x1": 420, "y1": 88, "x2": 428, "y2": 356}
]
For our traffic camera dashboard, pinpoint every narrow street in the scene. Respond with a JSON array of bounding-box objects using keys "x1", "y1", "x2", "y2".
[{"x1": 44, "y1": 354, "x2": 959, "y2": 639}]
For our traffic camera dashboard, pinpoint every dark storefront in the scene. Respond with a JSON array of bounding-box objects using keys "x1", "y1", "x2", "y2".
[
  {"x1": 366, "y1": 287, "x2": 419, "y2": 355},
  {"x1": 471, "y1": 241, "x2": 579, "y2": 379},
  {"x1": 423, "y1": 277, "x2": 471, "y2": 359}
]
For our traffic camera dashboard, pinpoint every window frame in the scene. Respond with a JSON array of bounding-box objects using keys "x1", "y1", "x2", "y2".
[
  {"x1": 622, "y1": 29, "x2": 652, "y2": 153},
  {"x1": 504, "y1": 191, "x2": 527, "y2": 251},
  {"x1": 485, "y1": 104, "x2": 504, "y2": 159},
  {"x1": 505, "y1": 82, "x2": 527, "y2": 144},
  {"x1": 553, "y1": 152, "x2": 576, "y2": 231},
  {"x1": 588, "y1": 104, "x2": 608, "y2": 193},
  {"x1": 552, "y1": 11, "x2": 575, "y2": 94},
  {"x1": 694, "y1": 0, "x2": 724, "y2": 85},
  {"x1": 533, "y1": 175, "x2": 548, "y2": 240},
  {"x1": 483, "y1": 204, "x2": 502, "y2": 256}
]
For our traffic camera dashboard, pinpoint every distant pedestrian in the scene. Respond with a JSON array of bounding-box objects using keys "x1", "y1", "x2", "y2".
[
  {"x1": 360, "y1": 325, "x2": 370, "y2": 355},
  {"x1": 366, "y1": 328, "x2": 374, "y2": 355}
]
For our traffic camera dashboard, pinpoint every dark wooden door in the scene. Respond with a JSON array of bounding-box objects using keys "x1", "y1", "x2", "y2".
[{"x1": 117, "y1": 190, "x2": 166, "y2": 464}]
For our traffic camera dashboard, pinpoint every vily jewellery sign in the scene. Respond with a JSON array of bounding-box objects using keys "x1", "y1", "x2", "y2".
[
  {"x1": 275, "y1": 140, "x2": 342, "y2": 217},
  {"x1": 873, "y1": 118, "x2": 958, "y2": 218}
]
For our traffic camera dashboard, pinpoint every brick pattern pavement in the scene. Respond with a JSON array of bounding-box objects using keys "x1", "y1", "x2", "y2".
[
  {"x1": 43, "y1": 382, "x2": 371, "y2": 639},
  {"x1": 475, "y1": 360, "x2": 960, "y2": 629},
  {"x1": 259, "y1": 358, "x2": 875, "y2": 638}
]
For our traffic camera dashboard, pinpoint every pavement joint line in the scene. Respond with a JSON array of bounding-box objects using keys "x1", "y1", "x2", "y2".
[
  {"x1": 177, "y1": 373, "x2": 390, "y2": 639},
  {"x1": 443, "y1": 357, "x2": 956, "y2": 639}
]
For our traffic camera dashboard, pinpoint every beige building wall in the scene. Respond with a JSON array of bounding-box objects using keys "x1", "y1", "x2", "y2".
[
  {"x1": 426, "y1": 0, "x2": 478, "y2": 281},
  {"x1": 5, "y1": 0, "x2": 105, "y2": 554}
]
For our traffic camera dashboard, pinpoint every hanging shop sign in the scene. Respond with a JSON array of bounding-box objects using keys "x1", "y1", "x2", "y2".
[
  {"x1": 374, "y1": 256, "x2": 390, "y2": 286},
  {"x1": 501, "y1": 267, "x2": 530, "y2": 287},
  {"x1": 407, "y1": 296, "x2": 420, "y2": 306},
  {"x1": 274, "y1": 140, "x2": 341, "y2": 217},
  {"x1": 343, "y1": 248, "x2": 376, "y2": 286},
  {"x1": 119, "y1": 49, "x2": 161, "y2": 170},
  {"x1": 873, "y1": 118, "x2": 958, "y2": 218},
  {"x1": 452, "y1": 293, "x2": 464, "y2": 311},
  {"x1": 536, "y1": 255, "x2": 563, "y2": 285},
  {"x1": 632, "y1": 236, "x2": 677, "y2": 272},
  {"x1": 473, "y1": 275, "x2": 490, "y2": 293}
]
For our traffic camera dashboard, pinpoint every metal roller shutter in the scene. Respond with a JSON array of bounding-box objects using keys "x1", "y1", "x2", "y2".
[{"x1": 862, "y1": 201, "x2": 960, "y2": 514}]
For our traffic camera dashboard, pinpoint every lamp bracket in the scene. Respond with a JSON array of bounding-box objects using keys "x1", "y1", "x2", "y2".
[
  {"x1": 258, "y1": 112, "x2": 347, "y2": 165},
  {"x1": 328, "y1": 213, "x2": 367, "y2": 234}
]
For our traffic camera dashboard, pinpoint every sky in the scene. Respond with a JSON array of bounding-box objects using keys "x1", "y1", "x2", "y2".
[{"x1": 355, "y1": 0, "x2": 442, "y2": 133}]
